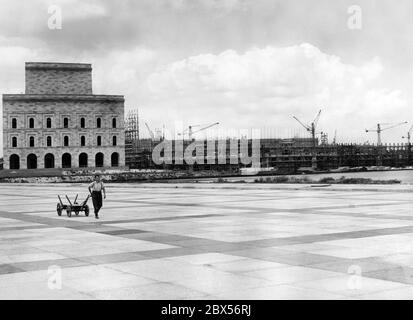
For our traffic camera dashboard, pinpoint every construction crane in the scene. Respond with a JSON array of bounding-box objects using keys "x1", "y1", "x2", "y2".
[
  {"x1": 402, "y1": 125, "x2": 413, "y2": 145},
  {"x1": 293, "y1": 109, "x2": 322, "y2": 148},
  {"x1": 144, "y1": 122, "x2": 155, "y2": 140},
  {"x1": 292, "y1": 109, "x2": 322, "y2": 169},
  {"x1": 365, "y1": 122, "x2": 408, "y2": 145},
  {"x1": 179, "y1": 122, "x2": 219, "y2": 140}
]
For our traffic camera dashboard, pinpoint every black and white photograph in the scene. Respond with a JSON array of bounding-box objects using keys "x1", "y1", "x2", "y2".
[{"x1": 1, "y1": 0, "x2": 413, "y2": 308}]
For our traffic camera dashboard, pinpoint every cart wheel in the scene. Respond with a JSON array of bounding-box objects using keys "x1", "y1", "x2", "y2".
[
  {"x1": 66, "y1": 209, "x2": 72, "y2": 217},
  {"x1": 57, "y1": 203, "x2": 62, "y2": 216},
  {"x1": 84, "y1": 205, "x2": 89, "y2": 217}
]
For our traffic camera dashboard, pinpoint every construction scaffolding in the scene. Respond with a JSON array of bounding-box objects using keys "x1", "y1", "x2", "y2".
[
  {"x1": 125, "y1": 109, "x2": 141, "y2": 168},
  {"x1": 125, "y1": 109, "x2": 140, "y2": 143}
]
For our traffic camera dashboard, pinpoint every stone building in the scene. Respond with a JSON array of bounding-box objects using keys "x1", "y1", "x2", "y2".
[{"x1": 2, "y1": 62, "x2": 125, "y2": 170}]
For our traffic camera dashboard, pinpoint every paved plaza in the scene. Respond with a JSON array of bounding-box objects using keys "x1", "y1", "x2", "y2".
[{"x1": 0, "y1": 182, "x2": 413, "y2": 299}]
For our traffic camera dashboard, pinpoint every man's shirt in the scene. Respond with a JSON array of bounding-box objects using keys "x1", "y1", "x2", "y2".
[{"x1": 89, "y1": 181, "x2": 105, "y2": 192}]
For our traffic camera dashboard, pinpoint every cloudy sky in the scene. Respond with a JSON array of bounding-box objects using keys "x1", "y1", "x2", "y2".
[{"x1": 1, "y1": 0, "x2": 413, "y2": 155}]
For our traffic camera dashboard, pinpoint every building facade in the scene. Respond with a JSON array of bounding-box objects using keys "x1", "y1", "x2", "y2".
[{"x1": 2, "y1": 62, "x2": 125, "y2": 170}]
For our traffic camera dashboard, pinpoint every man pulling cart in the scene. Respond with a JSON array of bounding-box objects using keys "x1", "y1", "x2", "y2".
[{"x1": 88, "y1": 174, "x2": 106, "y2": 219}]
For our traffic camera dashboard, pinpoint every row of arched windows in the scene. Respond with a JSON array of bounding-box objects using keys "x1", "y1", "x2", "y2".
[
  {"x1": 11, "y1": 117, "x2": 118, "y2": 129},
  {"x1": 9, "y1": 153, "x2": 120, "y2": 169},
  {"x1": 10, "y1": 136, "x2": 118, "y2": 148}
]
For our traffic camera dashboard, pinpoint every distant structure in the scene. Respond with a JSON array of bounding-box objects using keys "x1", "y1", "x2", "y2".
[{"x1": 2, "y1": 62, "x2": 125, "y2": 170}]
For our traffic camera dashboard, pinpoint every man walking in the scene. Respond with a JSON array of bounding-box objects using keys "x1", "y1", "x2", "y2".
[{"x1": 88, "y1": 174, "x2": 106, "y2": 219}]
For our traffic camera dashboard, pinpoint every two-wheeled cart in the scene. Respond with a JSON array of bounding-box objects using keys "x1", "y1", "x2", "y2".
[{"x1": 56, "y1": 194, "x2": 90, "y2": 217}]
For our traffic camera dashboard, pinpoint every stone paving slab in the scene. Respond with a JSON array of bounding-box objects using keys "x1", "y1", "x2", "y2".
[{"x1": 0, "y1": 182, "x2": 413, "y2": 299}]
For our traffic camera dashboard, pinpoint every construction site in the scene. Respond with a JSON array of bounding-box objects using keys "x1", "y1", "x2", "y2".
[{"x1": 124, "y1": 109, "x2": 413, "y2": 175}]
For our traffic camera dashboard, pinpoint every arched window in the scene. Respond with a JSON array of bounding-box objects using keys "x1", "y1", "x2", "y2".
[
  {"x1": 112, "y1": 118, "x2": 117, "y2": 128},
  {"x1": 97, "y1": 117, "x2": 101, "y2": 128},
  {"x1": 80, "y1": 117, "x2": 85, "y2": 128},
  {"x1": 111, "y1": 152, "x2": 119, "y2": 167},
  {"x1": 97, "y1": 136, "x2": 102, "y2": 146},
  {"x1": 27, "y1": 154, "x2": 37, "y2": 169},
  {"x1": 29, "y1": 118, "x2": 34, "y2": 128},
  {"x1": 63, "y1": 117, "x2": 69, "y2": 128},
  {"x1": 46, "y1": 118, "x2": 52, "y2": 128},
  {"x1": 47, "y1": 136, "x2": 52, "y2": 147},
  {"x1": 12, "y1": 118, "x2": 17, "y2": 129},
  {"x1": 44, "y1": 154, "x2": 55, "y2": 169},
  {"x1": 79, "y1": 153, "x2": 88, "y2": 168},
  {"x1": 95, "y1": 153, "x2": 104, "y2": 167},
  {"x1": 62, "y1": 153, "x2": 71, "y2": 168},
  {"x1": 80, "y1": 136, "x2": 86, "y2": 147},
  {"x1": 12, "y1": 137, "x2": 17, "y2": 148},
  {"x1": 29, "y1": 136, "x2": 35, "y2": 147},
  {"x1": 64, "y1": 136, "x2": 69, "y2": 147},
  {"x1": 9, "y1": 154, "x2": 20, "y2": 169},
  {"x1": 112, "y1": 136, "x2": 117, "y2": 146}
]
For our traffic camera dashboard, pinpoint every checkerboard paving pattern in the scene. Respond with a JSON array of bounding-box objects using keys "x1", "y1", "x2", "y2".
[{"x1": 0, "y1": 183, "x2": 413, "y2": 299}]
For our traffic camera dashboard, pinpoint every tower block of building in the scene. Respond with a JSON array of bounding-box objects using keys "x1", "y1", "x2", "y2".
[{"x1": 2, "y1": 62, "x2": 125, "y2": 170}]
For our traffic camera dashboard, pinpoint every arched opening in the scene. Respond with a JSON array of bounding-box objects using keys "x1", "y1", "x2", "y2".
[
  {"x1": 80, "y1": 136, "x2": 86, "y2": 147},
  {"x1": 27, "y1": 154, "x2": 37, "y2": 169},
  {"x1": 9, "y1": 154, "x2": 20, "y2": 169},
  {"x1": 12, "y1": 118, "x2": 17, "y2": 129},
  {"x1": 111, "y1": 152, "x2": 119, "y2": 167},
  {"x1": 95, "y1": 152, "x2": 104, "y2": 167},
  {"x1": 96, "y1": 117, "x2": 101, "y2": 128},
  {"x1": 112, "y1": 136, "x2": 117, "y2": 146},
  {"x1": 112, "y1": 118, "x2": 117, "y2": 128},
  {"x1": 12, "y1": 137, "x2": 17, "y2": 148},
  {"x1": 80, "y1": 117, "x2": 85, "y2": 128},
  {"x1": 97, "y1": 136, "x2": 102, "y2": 146},
  {"x1": 64, "y1": 136, "x2": 69, "y2": 147},
  {"x1": 47, "y1": 136, "x2": 52, "y2": 147},
  {"x1": 63, "y1": 117, "x2": 69, "y2": 128},
  {"x1": 44, "y1": 153, "x2": 55, "y2": 169},
  {"x1": 79, "y1": 153, "x2": 88, "y2": 168},
  {"x1": 62, "y1": 153, "x2": 71, "y2": 168},
  {"x1": 29, "y1": 118, "x2": 34, "y2": 128},
  {"x1": 46, "y1": 118, "x2": 52, "y2": 128},
  {"x1": 29, "y1": 136, "x2": 35, "y2": 147}
]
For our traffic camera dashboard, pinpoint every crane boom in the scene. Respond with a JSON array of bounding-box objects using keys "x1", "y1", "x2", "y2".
[
  {"x1": 381, "y1": 121, "x2": 408, "y2": 131},
  {"x1": 179, "y1": 122, "x2": 220, "y2": 139},
  {"x1": 144, "y1": 122, "x2": 155, "y2": 140},
  {"x1": 313, "y1": 109, "x2": 322, "y2": 127},
  {"x1": 292, "y1": 116, "x2": 310, "y2": 131},
  {"x1": 192, "y1": 122, "x2": 220, "y2": 135}
]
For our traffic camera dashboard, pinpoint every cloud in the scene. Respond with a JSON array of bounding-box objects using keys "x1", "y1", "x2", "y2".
[{"x1": 140, "y1": 43, "x2": 409, "y2": 142}]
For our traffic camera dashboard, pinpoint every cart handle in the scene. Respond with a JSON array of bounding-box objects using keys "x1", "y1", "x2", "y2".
[
  {"x1": 57, "y1": 195, "x2": 64, "y2": 206},
  {"x1": 81, "y1": 195, "x2": 90, "y2": 206},
  {"x1": 65, "y1": 195, "x2": 73, "y2": 206},
  {"x1": 74, "y1": 194, "x2": 78, "y2": 204}
]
